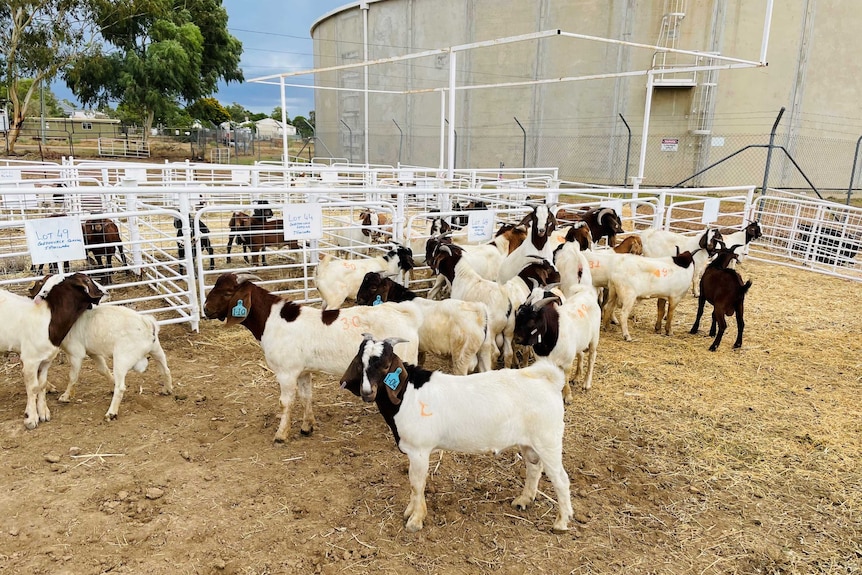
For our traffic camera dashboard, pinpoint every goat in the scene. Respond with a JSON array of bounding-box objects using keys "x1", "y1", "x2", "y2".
[
  {"x1": 551, "y1": 221, "x2": 592, "y2": 252},
  {"x1": 431, "y1": 243, "x2": 515, "y2": 367},
  {"x1": 639, "y1": 227, "x2": 722, "y2": 296},
  {"x1": 690, "y1": 242, "x2": 753, "y2": 351},
  {"x1": 28, "y1": 276, "x2": 173, "y2": 420},
  {"x1": 497, "y1": 204, "x2": 558, "y2": 284},
  {"x1": 424, "y1": 232, "x2": 507, "y2": 300},
  {"x1": 203, "y1": 273, "x2": 421, "y2": 442},
  {"x1": 340, "y1": 334, "x2": 573, "y2": 533},
  {"x1": 602, "y1": 249, "x2": 700, "y2": 341},
  {"x1": 0, "y1": 273, "x2": 105, "y2": 429},
  {"x1": 314, "y1": 244, "x2": 414, "y2": 310},
  {"x1": 242, "y1": 213, "x2": 301, "y2": 266},
  {"x1": 355, "y1": 275, "x2": 493, "y2": 374},
  {"x1": 451, "y1": 200, "x2": 488, "y2": 228},
  {"x1": 555, "y1": 206, "x2": 625, "y2": 248},
  {"x1": 226, "y1": 211, "x2": 251, "y2": 264},
  {"x1": 82, "y1": 218, "x2": 129, "y2": 283},
  {"x1": 717, "y1": 221, "x2": 762, "y2": 268},
  {"x1": 174, "y1": 216, "x2": 215, "y2": 271},
  {"x1": 514, "y1": 281, "x2": 601, "y2": 402}
]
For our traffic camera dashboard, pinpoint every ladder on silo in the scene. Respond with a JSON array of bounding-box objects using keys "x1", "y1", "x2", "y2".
[{"x1": 652, "y1": 0, "x2": 697, "y2": 87}]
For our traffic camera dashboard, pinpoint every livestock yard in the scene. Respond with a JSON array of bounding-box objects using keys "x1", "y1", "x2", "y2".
[{"x1": 0, "y1": 159, "x2": 860, "y2": 574}]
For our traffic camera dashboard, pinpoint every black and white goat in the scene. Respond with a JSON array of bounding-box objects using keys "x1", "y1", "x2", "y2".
[
  {"x1": 0, "y1": 273, "x2": 105, "y2": 429},
  {"x1": 554, "y1": 206, "x2": 625, "y2": 248},
  {"x1": 639, "y1": 227, "x2": 722, "y2": 296},
  {"x1": 497, "y1": 204, "x2": 558, "y2": 284},
  {"x1": 203, "y1": 273, "x2": 421, "y2": 442},
  {"x1": 174, "y1": 216, "x2": 215, "y2": 271},
  {"x1": 340, "y1": 334, "x2": 573, "y2": 533}
]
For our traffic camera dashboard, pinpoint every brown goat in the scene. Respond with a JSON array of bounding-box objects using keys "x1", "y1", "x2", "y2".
[
  {"x1": 556, "y1": 206, "x2": 624, "y2": 248},
  {"x1": 239, "y1": 214, "x2": 301, "y2": 266},
  {"x1": 690, "y1": 242, "x2": 752, "y2": 351},
  {"x1": 226, "y1": 211, "x2": 251, "y2": 263},
  {"x1": 82, "y1": 219, "x2": 128, "y2": 278}
]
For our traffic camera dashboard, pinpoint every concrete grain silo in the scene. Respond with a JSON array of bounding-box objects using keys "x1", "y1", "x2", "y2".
[{"x1": 311, "y1": 1, "x2": 862, "y2": 189}]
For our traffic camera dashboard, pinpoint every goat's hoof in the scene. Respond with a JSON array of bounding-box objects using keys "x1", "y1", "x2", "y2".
[
  {"x1": 689, "y1": 329, "x2": 698, "y2": 335},
  {"x1": 105, "y1": 412, "x2": 118, "y2": 421},
  {"x1": 708, "y1": 346, "x2": 718, "y2": 352},
  {"x1": 405, "y1": 518, "x2": 424, "y2": 533},
  {"x1": 733, "y1": 343, "x2": 742, "y2": 349},
  {"x1": 273, "y1": 435, "x2": 287, "y2": 444},
  {"x1": 300, "y1": 426, "x2": 314, "y2": 436},
  {"x1": 551, "y1": 524, "x2": 570, "y2": 534},
  {"x1": 24, "y1": 417, "x2": 38, "y2": 430},
  {"x1": 58, "y1": 394, "x2": 72, "y2": 403},
  {"x1": 511, "y1": 496, "x2": 532, "y2": 511}
]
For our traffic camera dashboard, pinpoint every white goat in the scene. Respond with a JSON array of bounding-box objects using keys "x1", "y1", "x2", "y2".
[
  {"x1": 719, "y1": 221, "x2": 762, "y2": 268},
  {"x1": 639, "y1": 228, "x2": 721, "y2": 296},
  {"x1": 602, "y1": 249, "x2": 699, "y2": 341},
  {"x1": 353, "y1": 275, "x2": 493, "y2": 375},
  {"x1": 0, "y1": 273, "x2": 104, "y2": 429},
  {"x1": 203, "y1": 273, "x2": 421, "y2": 442},
  {"x1": 314, "y1": 244, "x2": 414, "y2": 310},
  {"x1": 340, "y1": 334, "x2": 573, "y2": 533}
]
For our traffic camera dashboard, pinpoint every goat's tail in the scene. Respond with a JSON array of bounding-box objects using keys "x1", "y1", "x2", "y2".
[{"x1": 742, "y1": 279, "x2": 753, "y2": 295}]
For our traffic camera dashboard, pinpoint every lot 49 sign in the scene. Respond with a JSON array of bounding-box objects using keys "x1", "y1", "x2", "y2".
[{"x1": 25, "y1": 215, "x2": 86, "y2": 265}]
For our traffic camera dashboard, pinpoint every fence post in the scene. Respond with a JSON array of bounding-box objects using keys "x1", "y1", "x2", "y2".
[
  {"x1": 847, "y1": 134, "x2": 862, "y2": 205},
  {"x1": 760, "y1": 107, "x2": 785, "y2": 196},
  {"x1": 121, "y1": 178, "x2": 143, "y2": 277}
]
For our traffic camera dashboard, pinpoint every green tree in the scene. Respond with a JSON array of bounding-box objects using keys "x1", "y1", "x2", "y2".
[
  {"x1": 225, "y1": 102, "x2": 250, "y2": 123},
  {"x1": 248, "y1": 112, "x2": 267, "y2": 122},
  {"x1": 271, "y1": 106, "x2": 290, "y2": 123},
  {"x1": 293, "y1": 114, "x2": 313, "y2": 139},
  {"x1": 65, "y1": 0, "x2": 242, "y2": 138},
  {"x1": 187, "y1": 97, "x2": 230, "y2": 126},
  {"x1": 0, "y1": 0, "x2": 97, "y2": 151}
]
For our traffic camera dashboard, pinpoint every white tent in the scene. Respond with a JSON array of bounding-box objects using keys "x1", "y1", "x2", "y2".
[{"x1": 255, "y1": 118, "x2": 295, "y2": 140}]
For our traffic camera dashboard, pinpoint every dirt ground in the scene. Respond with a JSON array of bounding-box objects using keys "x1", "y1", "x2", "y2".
[{"x1": 0, "y1": 258, "x2": 860, "y2": 575}]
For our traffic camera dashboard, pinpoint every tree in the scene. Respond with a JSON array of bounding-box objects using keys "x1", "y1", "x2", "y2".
[
  {"x1": 0, "y1": 0, "x2": 97, "y2": 151},
  {"x1": 293, "y1": 114, "x2": 314, "y2": 139},
  {"x1": 225, "y1": 102, "x2": 250, "y2": 123},
  {"x1": 187, "y1": 97, "x2": 230, "y2": 126},
  {"x1": 271, "y1": 106, "x2": 290, "y2": 123},
  {"x1": 65, "y1": 0, "x2": 242, "y2": 138}
]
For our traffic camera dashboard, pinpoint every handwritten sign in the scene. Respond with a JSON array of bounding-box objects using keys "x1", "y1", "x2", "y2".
[
  {"x1": 283, "y1": 203, "x2": 322, "y2": 240},
  {"x1": 25, "y1": 215, "x2": 86, "y2": 265},
  {"x1": 467, "y1": 210, "x2": 494, "y2": 243},
  {"x1": 701, "y1": 198, "x2": 720, "y2": 224}
]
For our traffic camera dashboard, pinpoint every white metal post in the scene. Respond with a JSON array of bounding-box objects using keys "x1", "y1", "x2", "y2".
[
  {"x1": 439, "y1": 91, "x2": 446, "y2": 170},
  {"x1": 447, "y1": 51, "x2": 457, "y2": 180},
  {"x1": 362, "y1": 2, "x2": 370, "y2": 165},
  {"x1": 637, "y1": 71, "x2": 656, "y2": 184},
  {"x1": 280, "y1": 76, "x2": 289, "y2": 166}
]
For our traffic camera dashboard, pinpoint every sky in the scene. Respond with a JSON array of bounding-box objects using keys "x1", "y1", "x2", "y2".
[{"x1": 52, "y1": 0, "x2": 351, "y2": 119}]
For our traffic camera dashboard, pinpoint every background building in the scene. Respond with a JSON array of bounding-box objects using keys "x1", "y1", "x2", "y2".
[{"x1": 311, "y1": 0, "x2": 862, "y2": 190}]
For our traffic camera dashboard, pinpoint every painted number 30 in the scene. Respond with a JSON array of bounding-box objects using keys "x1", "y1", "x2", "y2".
[
  {"x1": 653, "y1": 268, "x2": 669, "y2": 278},
  {"x1": 341, "y1": 316, "x2": 361, "y2": 330}
]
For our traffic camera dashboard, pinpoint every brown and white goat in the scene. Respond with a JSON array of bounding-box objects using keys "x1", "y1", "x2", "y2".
[
  {"x1": 555, "y1": 206, "x2": 624, "y2": 248},
  {"x1": 690, "y1": 242, "x2": 753, "y2": 351},
  {"x1": 203, "y1": 273, "x2": 420, "y2": 442},
  {"x1": 497, "y1": 204, "x2": 558, "y2": 284},
  {"x1": 340, "y1": 334, "x2": 573, "y2": 533},
  {"x1": 1, "y1": 273, "x2": 105, "y2": 429}
]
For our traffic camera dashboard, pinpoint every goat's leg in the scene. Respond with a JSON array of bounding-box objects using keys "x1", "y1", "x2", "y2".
[
  {"x1": 105, "y1": 355, "x2": 138, "y2": 420},
  {"x1": 655, "y1": 299, "x2": 667, "y2": 333},
  {"x1": 733, "y1": 304, "x2": 745, "y2": 349},
  {"x1": 690, "y1": 295, "x2": 707, "y2": 334},
  {"x1": 23, "y1": 362, "x2": 43, "y2": 429},
  {"x1": 226, "y1": 234, "x2": 235, "y2": 263},
  {"x1": 664, "y1": 299, "x2": 677, "y2": 336},
  {"x1": 534, "y1": 444, "x2": 573, "y2": 532},
  {"x1": 296, "y1": 372, "x2": 315, "y2": 436},
  {"x1": 709, "y1": 310, "x2": 727, "y2": 352},
  {"x1": 618, "y1": 296, "x2": 635, "y2": 341},
  {"x1": 601, "y1": 286, "x2": 617, "y2": 332},
  {"x1": 582, "y1": 338, "x2": 598, "y2": 391},
  {"x1": 59, "y1": 353, "x2": 90, "y2": 403},
  {"x1": 36, "y1": 358, "x2": 54, "y2": 424},
  {"x1": 513, "y1": 445, "x2": 544, "y2": 510},
  {"x1": 404, "y1": 451, "x2": 431, "y2": 532},
  {"x1": 150, "y1": 341, "x2": 174, "y2": 395},
  {"x1": 273, "y1": 370, "x2": 301, "y2": 443}
]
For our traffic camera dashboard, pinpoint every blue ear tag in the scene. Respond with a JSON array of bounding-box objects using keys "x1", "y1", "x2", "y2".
[
  {"x1": 231, "y1": 299, "x2": 248, "y2": 318},
  {"x1": 384, "y1": 367, "x2": 402, "y2": 390},
  {"x1": 373, "y1": 295, "x2": 383, "y2": 306}
]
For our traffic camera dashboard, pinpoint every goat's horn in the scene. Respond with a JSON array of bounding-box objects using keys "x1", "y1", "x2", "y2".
[
  {"x1": 531, "y1": 296, "x2": 559, "y2": 310},
  {"x1": 383, "y1": 337, "x2": 409, "y2": 348},
  {"x1": 729, "y1": 244, "x2": 744, "y2": 253},
  {"x1": 235, "y1": 273, "x2": 262, "y2": 284}
]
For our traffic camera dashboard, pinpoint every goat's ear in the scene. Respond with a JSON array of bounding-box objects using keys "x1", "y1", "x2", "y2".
[
  {"x1": 382, "y1": 357, "x2": 408, "y2": 406},
  {"x1": 226, "y1": 282, "x2": 254, "y2": 326},
  {"x1": 339, "y1": 353, "x2": 365, "y2": 397}
]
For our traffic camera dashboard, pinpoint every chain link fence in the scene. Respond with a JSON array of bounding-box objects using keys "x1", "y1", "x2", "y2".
[{"x1": 320, "y1": 126, "x2": 862, "y2": 198}]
